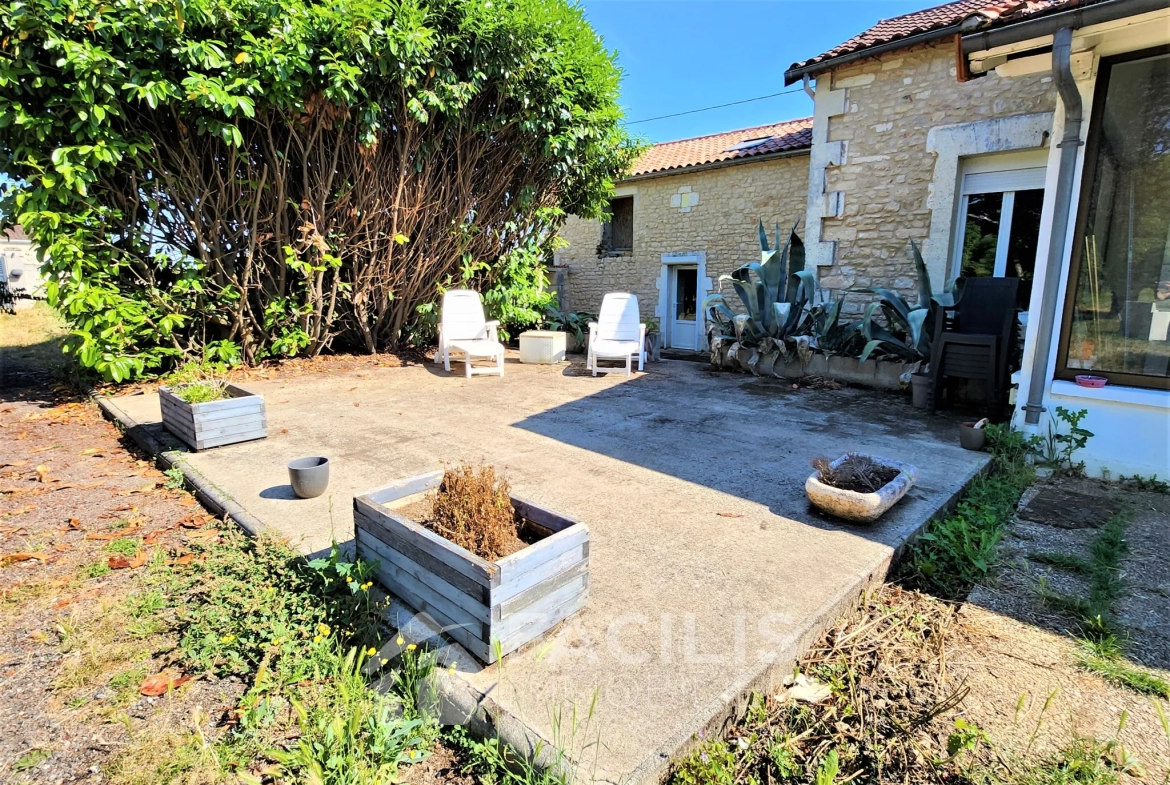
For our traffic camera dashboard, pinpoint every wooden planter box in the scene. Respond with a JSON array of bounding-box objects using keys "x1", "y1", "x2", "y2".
[
  {"x1": 158, "y1": 384, "x2": 267, "y2": 451},
  {"x1": 353, "y1": 471, "x2": 589, "y2": 663}
]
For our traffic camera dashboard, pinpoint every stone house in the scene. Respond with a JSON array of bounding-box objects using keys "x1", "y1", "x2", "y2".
[
  {"x1": 554, "y1": 117, "x2": 811, "y2": 352},
  {"x1": 557, "y1": 0, "x2": 1170, "y2": 479}
]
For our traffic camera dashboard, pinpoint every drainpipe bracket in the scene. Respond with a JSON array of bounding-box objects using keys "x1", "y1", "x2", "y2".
[
  {"x1": 1056, "y1": 139, "x2": 1085, "y2": 149},
  {"x1": 1021, "y1": 403, "x2": 1047, "y2": 414}
]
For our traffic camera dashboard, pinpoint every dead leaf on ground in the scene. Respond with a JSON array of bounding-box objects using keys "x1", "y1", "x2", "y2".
[
  {"x1": 716, "y1": 512, "x2": 743, "y2": 518},
  {"x1": 6, "y1": 504, "x2": 36, "y2": 518},
  {"x1": 2, "y1": 552, "x2": 51, "y2": 565},
  {"x1": 138, "y1": 674, "x2": 192, "y2": 696},
  {"x1": 16, "y1": 432, "x2": 27, "y2": 440},
  {"x1": 0, "y1": 460, "x2": 28, "y2": 468},
  {"x1": 31, "y1": 445, "x2": 58, "y2": 453},
  {"x1": 80, "y1": 448, "x2": 104, "y2": 456},
  {"x1": 353, "y1": 402, "x2": 360, "y2": 407},
  {"x1": 34, "y1": 465, "x2": 50, "y2": 483},
  {"x1": 108, "y1": 555, "x2": 132, "y2": 569},
  {"x1": 129, "y1": 549, "x2": 149, "y2": 568},
  {"x1": 280, "y1": 429, "x2": 288, "y2": 434},
  {"x1": 172, "y1": 553, "x2": 195, "y2": 566},
  {"x1": 187, "y1": 529, "x2": 220, "y2": 542},
  {"x1": 61, "y1": 518, "x2": 81, "y2": 531},
  {"x1": 178, "y1": 498, "x2": 197, "y2": 507},
  {"x1": 85, "y1": 521, "x2": 142, "y2": 541}
]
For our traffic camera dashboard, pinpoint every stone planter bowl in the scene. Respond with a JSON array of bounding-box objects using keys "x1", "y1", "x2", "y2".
[{"x1": 805, "y1": 454, "x2": 919, "y2": 523}]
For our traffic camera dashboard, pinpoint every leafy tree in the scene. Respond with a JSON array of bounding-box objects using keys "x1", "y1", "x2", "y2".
[{"x1": 0, "y1": 0, "x2": 637, "y2": 379}]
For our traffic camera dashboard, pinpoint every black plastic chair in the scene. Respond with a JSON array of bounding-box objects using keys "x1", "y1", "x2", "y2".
[{"x1": 928, "y1": 277, "x2": 1019, "y2": 415}]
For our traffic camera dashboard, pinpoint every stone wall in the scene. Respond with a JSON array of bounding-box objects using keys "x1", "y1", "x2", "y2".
[
  {"x1": 554, "y1": 153, "x2": 810, "y2": 334},
  {"x1": 810, "y1": 42, "x2": 1057, "y2": 306}
]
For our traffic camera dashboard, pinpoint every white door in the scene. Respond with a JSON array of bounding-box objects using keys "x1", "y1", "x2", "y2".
[{"x1": 670, "y1": 266, "x2": 698, "y2": 350}]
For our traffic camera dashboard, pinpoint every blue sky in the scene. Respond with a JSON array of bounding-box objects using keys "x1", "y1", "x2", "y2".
[{"x1": 579, "y1": 0, "x2": 930, "y2": 143}]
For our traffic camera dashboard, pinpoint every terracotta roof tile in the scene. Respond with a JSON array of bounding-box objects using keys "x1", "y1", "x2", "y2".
[
  {"x1": 3, "y1": 225, "x2": 29, "y2": 242},
  {"x1": 785, "y1": 0, "x2": 1078, "y2": 81},
  {"x1": 629, "y1": 117, "x2": 813, "y2": 178}
]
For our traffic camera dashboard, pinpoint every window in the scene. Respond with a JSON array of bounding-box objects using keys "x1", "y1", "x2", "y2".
[
  {"x1": 953, "y1": 162, "x2": 1046, "y2": 310},
  {"x1": 601, "y1": 196, "x2": 633, "y2": 254},
  {"x1": 1058, "y1": 47, "x2": 1170, "y2": 390},
  {"x1": 724, "y1": 136, "x2": 772, "y2": 152}
]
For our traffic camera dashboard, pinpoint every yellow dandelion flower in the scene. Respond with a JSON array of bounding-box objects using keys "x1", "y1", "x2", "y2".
[
  {"x1": 317, "y1": 623, "x2": 331, "y2": 636},
  {"x1": 396, "y1": 635, "x2": 405, "y2": 646},
  {"x1": 220, "y1": 634, "x2": 236, "y2": 643},
  {"x1": 346, "y1": 576, "x2": 353, "y2": 583},
  {"x1": 366, "y1": 647, "x2": 377, "y2": 656},
  {"x1": 313, "y1": 634, "x2": 322, "y2": 643},
  {"x1": 381, "y1": 658, "x2": 389, "y2": 666},
  {"x1": 407, "y1": 643, "x2": 417, "y2": 651}
]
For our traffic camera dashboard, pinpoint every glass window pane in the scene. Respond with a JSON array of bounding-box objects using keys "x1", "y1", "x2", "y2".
[
  {"x1": 960, "y1": 192, "x2": 1003, "y2": 278},
  {"x1": 675, "y1": 268, "x2": 697, "y2": 321},
  {"x1": 1006, "y1": 188, "x2": 1044, "y2": 309},
  {"x1": 1064, "y1": 52, "x2": 1170, "y2": 382}
]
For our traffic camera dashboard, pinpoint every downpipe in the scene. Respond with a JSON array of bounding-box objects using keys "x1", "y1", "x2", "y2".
[{"x1": 1023, "y1": 27, "x2": 1083, "y2": 425}]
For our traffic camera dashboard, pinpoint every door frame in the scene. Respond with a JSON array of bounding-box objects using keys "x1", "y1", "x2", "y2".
[
  {"x1": 656, "y1": 252, "x2": 710, "y2": 351},
  {"x1": 668, "y1": 264, "x2": 700, "y2": 351}
]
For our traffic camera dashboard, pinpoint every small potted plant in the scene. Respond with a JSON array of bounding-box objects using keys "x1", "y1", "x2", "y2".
[
  {"x1": 805, "y1": 453, "x2": 918, "y2": 523},
  {"x1": 353, "y1": 463, "x2": 589, "y2": 663},
  {"x1": 644, "y1": 319, "x2": 662, "y2": 362},
  {"x1": 159, "y1": 378, "x2": 267, "y2": 451}
]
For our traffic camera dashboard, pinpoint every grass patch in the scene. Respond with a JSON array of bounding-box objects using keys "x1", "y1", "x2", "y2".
[
  {"x1": 1031, "y1": 510, "x2": 1168, "y2": 697},
  {"x1": 1028, "y1": 552, "x2": 1091, "y2": 575},
  {"x1": 106, "y1": 538, "x2": 141, "y2": 556},
  {"x1": 0, "y1": 302, "x2": 69, "y2": 377},
  {"x1": 1076, "y1": 638, "x2": 1170, "y2": 698},
  {"x1": 901, "y1": 423, "x2": 1035, "y2": 599}
]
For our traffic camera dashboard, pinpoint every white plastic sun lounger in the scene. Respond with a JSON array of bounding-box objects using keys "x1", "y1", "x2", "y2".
[
  {"x1": 435, "y1": 289, "x2": 505, "y2": 378},
  {"x1": 587, "y1": 292, "x2": 646, "y2": 378}
]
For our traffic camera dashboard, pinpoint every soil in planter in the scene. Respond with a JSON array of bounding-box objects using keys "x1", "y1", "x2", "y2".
[
  {"x1": 396, "y1": 464, "x2": 538, "y2": 561},
  {"x1": 811, "y1": 454, "x2": 900, "y2": 494}
]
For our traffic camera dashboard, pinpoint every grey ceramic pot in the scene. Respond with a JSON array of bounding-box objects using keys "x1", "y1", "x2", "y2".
[{"x1": 288, "y1": 456, "x2": 330, "y2": 499}]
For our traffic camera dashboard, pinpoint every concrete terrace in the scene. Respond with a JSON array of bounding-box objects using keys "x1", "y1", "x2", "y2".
[{"x1": 104, "y1": 355, "x2": 989, "y2": 783}]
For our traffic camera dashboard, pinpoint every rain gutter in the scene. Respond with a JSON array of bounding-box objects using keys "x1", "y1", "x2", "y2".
[{"x1": 1022, "y1": 26, "x2": 1083, "y2": 425}]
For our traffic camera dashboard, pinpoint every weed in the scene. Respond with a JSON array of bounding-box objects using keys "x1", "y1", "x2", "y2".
[
  {"x1": 814, "y1": 748, "x2": 839, "y2": 785},
  {"x1": 902, "y1": 433, "x2": 1034, "y2": 599},
  {"x1": 1032, "y1": 407, "x2": 1093, "y2": 475},
  {"x1": 671, "y1": 740, "x2": 737, "y2": 785},
  {"x1": 1117, "y1": 474, "x2": 1170, "y2": 494},
  {"x1": 85, "y1": 560, "x2": 110, "y2": 579},
  {"x1": 1076, "y1": 640, "x2": 1169, "y2": 698},
  {"x1": 106, "y1": 537, "x2": 140, "y2": 556},
  {"x1": 173, "y1": 380, "x2": 228, "y2": 404},
  {"x1": 1012, "y1": 738, "x2": 1122, "y2": 785},
  {"x1": 1029, "y1": 552, "x2": 1091, "y2": 575},
  {"x1": 163, "y1": 466, "x2": 185, "y2": 490},
  {"x1": 14, "y1": 747, "x2": 52, "y2": 772}
]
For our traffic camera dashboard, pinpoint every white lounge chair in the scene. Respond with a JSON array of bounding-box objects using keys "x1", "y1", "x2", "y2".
[
  {"x1": 435, "y1": 289, "x2": 505, "y2": 378},
  {"x1": 587, "y1": 293, "x2": 646, "y2": 377}
]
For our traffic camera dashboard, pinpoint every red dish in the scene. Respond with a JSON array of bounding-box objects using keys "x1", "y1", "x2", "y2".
[{"x1": 1075, "y1": 375, "x2": 1108, "y2": 388}]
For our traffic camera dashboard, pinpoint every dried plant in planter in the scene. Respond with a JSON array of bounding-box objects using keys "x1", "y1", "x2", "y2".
[
  {"x1": 427, "y1": 464, "x2": 524, "y2": 561},
  {"x1": 811, "y1": 453, "x2": 900, "y2": 493}
]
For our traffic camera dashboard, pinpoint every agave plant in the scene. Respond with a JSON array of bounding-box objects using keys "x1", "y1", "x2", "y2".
[
  {"x1": 810, "y1": 293, "x2": 864, "y2": 357},
  {"x1": 854, "y1": 240, "x2": 960, "y2": 363},
  {"x1": 705, "y1": 220, "x2": 818, "y2": 369}
]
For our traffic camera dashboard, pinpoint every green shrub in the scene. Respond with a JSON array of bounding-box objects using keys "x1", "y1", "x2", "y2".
[{"x1": 0, "y1": 0, "x2": 639, "y2": 380}]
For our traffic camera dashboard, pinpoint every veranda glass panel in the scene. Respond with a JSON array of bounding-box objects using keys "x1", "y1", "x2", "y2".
[{"x1": 1064, "y1": 51, "x2": 1170, "y2": 383}]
